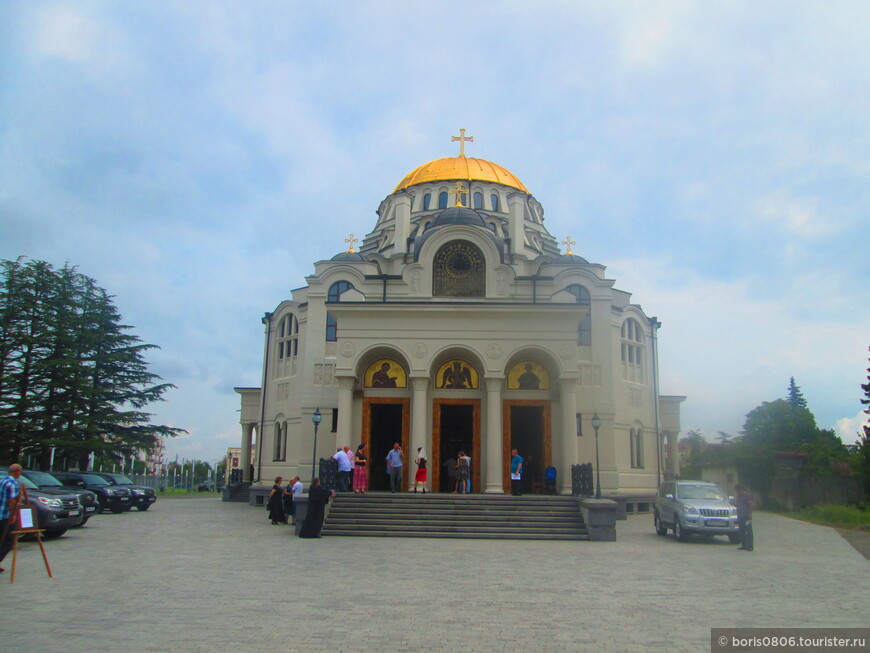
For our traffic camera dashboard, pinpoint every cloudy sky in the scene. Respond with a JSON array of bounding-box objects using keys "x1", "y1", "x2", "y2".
[{"x1": 2, "y1": 2, "x2": 868, "y2": 464}]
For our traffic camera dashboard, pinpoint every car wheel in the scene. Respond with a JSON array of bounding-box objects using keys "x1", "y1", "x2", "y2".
[
  {"x1": 123, "y1": 505, "x2": 133, "y2": 512},
  {"x1": 728, "y1": 534, "x2": 741, "y2": 544},
  {"x1": 654, "y1": 512, "x2": 668, "y2": 536},
  {"x1": 137, "y1": 504, "x2": 150, "y2": 511},
  {"x1": 43, "y1": 529, "x2": 67, "y2": 538},
  {"x1": 110, "y1": 506, "x2": 124, "y2": 514},
  {"x1": 73, "y1": 517, "x2": 90, "y2": 528},
  {"x1": 674, "y1": 519, "x2": 689, "y2": 542}
]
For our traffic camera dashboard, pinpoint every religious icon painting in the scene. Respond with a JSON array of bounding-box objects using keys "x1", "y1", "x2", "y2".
[
  {"x1": 507, "y1": 361, "x2": 550, "y2": 390},
  {"x1": 435, "y1": 359, "x2": 479, "y2": 389},
  {"x1": 364, "y1": 359, "x2": 407, "y2": 388}
]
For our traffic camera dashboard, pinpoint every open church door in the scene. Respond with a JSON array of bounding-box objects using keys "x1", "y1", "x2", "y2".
[
  {"x1": 432, "y1": 398, "x2": 480, "y2": 493},
  {"x1": 503, "y1": 400, "x2": 551, "y2": 493},
  {"x1": 362, "y1": 397, "x2": 409, "y2": 491}
]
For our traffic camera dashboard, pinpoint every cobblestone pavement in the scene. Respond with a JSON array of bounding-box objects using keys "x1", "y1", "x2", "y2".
[{"x1": 1, "y1": 497, "x2": 866, "y2": 652}]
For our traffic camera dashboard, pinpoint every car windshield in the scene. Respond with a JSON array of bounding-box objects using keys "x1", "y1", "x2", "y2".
[
  {"x1": 676, "y1": 484, "x2": 726, "y2": 501},
  {"x1": 25, "y1": 471, "x2": 64, "y2": 486},
  {"x1": 107, "y1": 475, "x2": 134, "y2": 485},
  {"x1": 79, "y1": 474, "x2": 110, "y2": 486},
  {"x1": 0, "y1": 470, "x2": 39, "y2": 489}
]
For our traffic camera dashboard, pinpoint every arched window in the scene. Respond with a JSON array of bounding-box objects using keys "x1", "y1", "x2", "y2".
[
  {"x1": 566, "y1": 285, "x2": 591, "y2": 346},
  {"x1": 621, "y1": 318, "x2": 645, "y2": 382},
  {"x1": 433, "y1": 240, "x2": 486, "y2": 297},
  {"x1": 473, "y1": 192, "x2": 483, "y2": 209},
  {"x1": 438, "y1": 191, "x2": 448, "y2": 209},
  {"x1": 422, "y1": 193, "x2": 431, "y2": 211},
  {"x1": 327, "y1": 280, "x2": 354, "y2": 303},
  {"x1": 326, "y1": 312, "x2": 337, "y2": 342},
  {"x1": 273, "y1": 422, "x2": 287, "y2": 461},
  {"x1": 491, "y1": 193, "x2": 499, "y2": 211},
  {"x1": 277, "y1": 314, "x2": 299, "y2": 360},
  {"x1": 630, "y1": 427, "x2": 644, "y2": 468}
]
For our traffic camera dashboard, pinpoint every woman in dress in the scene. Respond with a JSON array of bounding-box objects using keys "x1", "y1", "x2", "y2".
[
  {"x1": 353, "y1": 443, "x2": 368, "y2": 494},
  {"x1": 414, "y1": 447, "x2": 427, "y2": 493},
  {"x1": 299, "y1": 478, "x2": 334, "y2": 538},
  {"x1": 266, "y1": 476, "x2": 285, "y2": 524},
  {"x1": 454, "y1": 451, "x2": 469, "y2": 494}
]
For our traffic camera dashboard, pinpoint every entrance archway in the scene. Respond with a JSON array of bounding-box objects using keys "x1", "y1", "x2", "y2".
[
  {"x1": 432, "y1": 398, "x2": 480, "y2": 493},
  {"x1": 362, "y1": 397, "x2": 409, "y2": 491},
  {"x1": 502, "y1": 399, "x2": 551, "y2": 493}
]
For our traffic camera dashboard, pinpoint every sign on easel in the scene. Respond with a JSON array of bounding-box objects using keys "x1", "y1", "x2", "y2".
[{"x1": 5, "y1": 485, "x2": 53, "y2": 583}]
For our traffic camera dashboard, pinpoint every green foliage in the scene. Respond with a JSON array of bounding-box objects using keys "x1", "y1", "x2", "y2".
[
  {"x1": 679, "y1": 429, "x2": 706, "y2": 479},
  {"x1": 786, "y1": 376, "x2": 808, "y2": 410},
  {"x1": 793, "y1": 503, "x2": 870, "y2": 529},
  {"x1": 0, "y1": 258, "x2": 185, "y2": 467},
  {"x1": 854, "y1": 347, "x2": 870, "y2": 495},
  {"x1": 742, "y1": 399, "x2": 817, "y2": 451}
]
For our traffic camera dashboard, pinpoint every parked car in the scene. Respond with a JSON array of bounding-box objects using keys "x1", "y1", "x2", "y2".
[
  {"x1": 92, "y1": 473, "x2": 157, "y2": 511},
  {"x1": 0, "y1": 467, "x2": 84, "y2": 538},
  {"x1": 654, "y1": 480, "x2": 741, "y2": 543},
  {"x1": 52, "y1": 471, "x2": 132, "y2": 514},
  {"x1": 21, "y1": 469, "x2": 100, "y2": 526}
]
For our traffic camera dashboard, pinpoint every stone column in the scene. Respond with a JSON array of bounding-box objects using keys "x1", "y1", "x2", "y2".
[
  {"x1": 484, "y1": 377, "x2": 504, "y2": 493},
  {"x1": 240, "y1": 423, "x2": 254, "y2": 483},
  {"x1": 410, "y1": 377, "x2": 429, "y2": 490},
  {"x1": 559, "y1": 378, "x2": 578, "y2": 495},
  {"x1": 336, "y1": 376, "x2": 355, "y2": 448}
]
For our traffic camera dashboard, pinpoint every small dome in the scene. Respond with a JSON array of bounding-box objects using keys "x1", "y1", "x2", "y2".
[
  {"x1": 394, "y1": 156, "x2": 529, "y2": 193},
  {"x1": 330, "y1": 251, "x2": 368, "y2": 262},
  {"x1": 551, "y1": 253, "x2": 589, "y2": 265},
  {"x1": 431, "y1": 206, "x2": 488, "y2": 228}
]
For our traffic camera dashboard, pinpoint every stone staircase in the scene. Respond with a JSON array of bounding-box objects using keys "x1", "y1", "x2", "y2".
[
  {"x1": 321, "y1": 492, "x2": 589, "y2": 540},
  {"x1": 221, "y1": 483, "x2": 251, "y2": 502}
]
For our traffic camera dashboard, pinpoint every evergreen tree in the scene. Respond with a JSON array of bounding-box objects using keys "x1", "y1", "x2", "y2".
[
  {"x1": 854, "y1": 347, "x2": 870, "y2": 495},
  {"x1": 0, "y1": 258, "x2": 184, "y2": 466},
  {"x1": 786, "y1": 376, "x2": 808, "y2": 410}
]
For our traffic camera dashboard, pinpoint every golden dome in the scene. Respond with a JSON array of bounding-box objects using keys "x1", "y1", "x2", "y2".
[{"x1": 393, "y1": 156, "x2": 529, "y2": 194}]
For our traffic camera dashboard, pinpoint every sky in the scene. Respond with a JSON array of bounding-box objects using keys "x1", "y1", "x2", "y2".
[{"x1": 1, "y1": 1, "x2": 868, "y2": 464}]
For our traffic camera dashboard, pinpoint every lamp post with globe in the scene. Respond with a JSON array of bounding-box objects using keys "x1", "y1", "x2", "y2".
[{"x1": 310, "y1": 407, "x2": 322, "y2": 484}]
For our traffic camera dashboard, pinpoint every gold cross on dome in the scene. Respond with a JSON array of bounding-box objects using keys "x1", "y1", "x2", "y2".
[
  {"x1": 449, "y1": 181, "x2": 468, "y2": 207},
  {"x1": 562, "y1": 236, "x2": 576, "y2": 255},
  {"x1": 451, "y1": 129, "x2": 474, "y2": 157},
  {"x1": 345, "y1": 234, "x2": 358, "y2": 253}
]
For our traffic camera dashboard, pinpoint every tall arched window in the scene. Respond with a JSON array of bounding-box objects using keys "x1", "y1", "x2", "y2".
[
  {"x1": 491, "y1": 193, "x2": 499, "y2": 211},
  {"x1": 277, "y1": 314, "x2": 299, "y2": 359},
  {"x1": 473, "y1": 192, "x2": 483, "y2": 209},
  {"x1": 621, "y1": 318, "x2": 645, "y2": 382},
  {"x1": 273, "y1": 421, "x2": 287, "y2": 461},
  {"x1": 438, "y1": 191, "x2": 448, "y2": 209},
  {"x1": 566, "y1": 285, "x2": 592, "y2": 346},
  {"x1": 325, "y1": 312, "x2": 337, "y2": 342},
  {"x1": 433, "y1": 240, "x2": 486, "y2": 297},
  {"x1": 630, "y1": 427, "x2": 644, "y2": 468},
  {"x1": 422, "y1": 193, "x2": 431, "y2": 211}
]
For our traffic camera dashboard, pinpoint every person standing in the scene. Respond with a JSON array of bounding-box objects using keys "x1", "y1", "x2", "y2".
[
  {"x1": 282, "y1": 477, "x2": 294, "y2": 523},
  {"x1": 734, "y1": 484, "x2": 754, "y2": 551},
  {"x1": 462, "y1": 451, "x2": 472, "y2": 493},
  {"x1": 290, "y1": 476, "x2": 303, "y2": 524},
  {"x1": 385, "y1": 443, "x2": 403, "y2": 493},
  {"x1": 333, "y1": 448, "x2": 351, "y2": 492},
  {"x1": 0, "y1": 463, "x2": 22, "y2": 573},
  {"x1": 299, "y1": 478, "x2": 334, "y2": 538},
  {"x1": 454, "y1": 451, "x2": 469, "y2": 494},
  {"x1": 266, "y1": 476, "x2": 285, "y2": 524},
  {"x1": 414, "y1": 447, "x2": 427, "y2": 493},
  {"x1": 353, "y1": 444, "x2": 368, "y2": 494},
  {"x1": 343, "y1": 445, "x2": 355, "y2": 489},
  {"x1": 510, "y1": 448, "x2": 523, "y2": 496},
  {"x1": 442, "y1": 456, "x2": 456, "y2": 493}
]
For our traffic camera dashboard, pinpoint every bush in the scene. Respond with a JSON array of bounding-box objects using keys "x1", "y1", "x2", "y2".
[{"x1": 795, "y1": 504, "x2": 870, "y2": 529}]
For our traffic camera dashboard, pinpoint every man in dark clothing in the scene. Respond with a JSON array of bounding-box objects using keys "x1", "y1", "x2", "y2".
[
  {"x1": 734, "y1": 484, "x2": 754, "y2": 551},
  {"x1": 299, "y1": 478, "x2": 334, "y2": 538}
]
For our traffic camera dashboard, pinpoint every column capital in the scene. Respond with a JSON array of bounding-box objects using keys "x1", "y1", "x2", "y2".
[
  {"x1": 410, "y1": 376, "x2": 430, "y2": 391},
  {"x1": 484, "y1": 376, "x2": 504, "y2": 392},
  {"x1": 336, "y1": 376, "x2": 356, "y2": 391}
]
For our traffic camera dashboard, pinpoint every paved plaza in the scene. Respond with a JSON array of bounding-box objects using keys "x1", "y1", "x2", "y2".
[{"x1": 1, "y1": 496, "x2": 866, "y2": 652}]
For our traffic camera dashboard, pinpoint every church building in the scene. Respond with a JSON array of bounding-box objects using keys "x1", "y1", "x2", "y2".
[{"x1": 235, "y1": 131, "x2": 685, "y2": 496}]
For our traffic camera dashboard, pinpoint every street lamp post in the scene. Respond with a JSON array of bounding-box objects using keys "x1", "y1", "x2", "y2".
[
  {"x1": 592, "y1": 412, "x2": 602, "y2": 499},
  {"x1": 310, "y1": 407, "x2": 322, "y2": 484}
]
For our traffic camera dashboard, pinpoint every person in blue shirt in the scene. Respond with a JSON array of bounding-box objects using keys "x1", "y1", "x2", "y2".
[
  {"x1": 0, "y1": 463, "x2": 23, "y2": 572},
  {"x1": 510, "y1": 449, "x2": 523, "y2": 496},
  {"x1": 385, "y1": 443, "x2": 404, "y2": 493}
]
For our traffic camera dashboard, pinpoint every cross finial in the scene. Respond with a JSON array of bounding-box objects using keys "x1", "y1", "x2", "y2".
[
  {"x1": 448, "y1": 181, "x2": 468, "y2": 207},
  {"x1": 561, "y1": 236, "x2": 576, "y2": 255},
  {"x1": 345, "y1": 233, "x2": 358, "y2": 253},
  {"x1": 451, "y1": 128, "x2": 474, "y2": 157}
]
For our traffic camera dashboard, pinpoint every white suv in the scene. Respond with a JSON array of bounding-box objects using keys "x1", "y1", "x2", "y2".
[{"x1": 654, "y1": 480, "x2": 740, "y2": 543}]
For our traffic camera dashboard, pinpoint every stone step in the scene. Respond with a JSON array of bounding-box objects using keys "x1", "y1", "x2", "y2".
[{"x1": 321, "y1": 529, "x2": 589, "y2": 540}]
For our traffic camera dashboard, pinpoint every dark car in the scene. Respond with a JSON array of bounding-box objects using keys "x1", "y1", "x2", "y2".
[
  {"x1": 21, "y1": 469, "x2": 101, "y2": 526},
  {"x1": 53, "y1": 471, "x2": 132, "y2": 514},
  {"x1": 0, "y1": 467, "x2": 84, "y2": 538},
  {"x1": 93, "y1": 473, "x2": 157, "y2": 511}
]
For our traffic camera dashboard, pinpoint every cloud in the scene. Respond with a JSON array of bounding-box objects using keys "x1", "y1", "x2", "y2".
[
  {"x1": 836, "y1": 411, "x2": 869, "y2": 446},
  {"x1": 756, "y1": 194, "x2": 830, "y2": 237}
]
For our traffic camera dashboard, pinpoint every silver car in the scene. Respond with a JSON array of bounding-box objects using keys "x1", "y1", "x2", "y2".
[{"x1": 654, "y1": 480, "x2": 741, "y2": 543}]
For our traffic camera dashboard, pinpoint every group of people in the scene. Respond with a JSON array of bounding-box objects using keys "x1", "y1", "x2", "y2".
[
  {"x1": 333, "y1": 443, "x2": 369, "y2": 493},
  {"x1": 266, "y1": 475, "x2": 303, "y2": 525},
  {"x1": 385, "y1": 443, "x2": 429, "y2": 493}
]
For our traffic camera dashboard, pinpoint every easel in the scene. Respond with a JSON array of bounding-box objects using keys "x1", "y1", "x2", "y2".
[{"x1": 2, "y1": 484, "x2": 53, "y2": 583}]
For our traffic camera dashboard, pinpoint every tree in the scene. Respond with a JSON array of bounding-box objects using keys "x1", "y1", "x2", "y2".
[
  {"x1": 0, "y1": 258, "x2": 185, "y2": 467},
  {"x1": 786, "y1": 376, "x2": 808, "y2": 410},
  {"x1": 679, "y1": 429, "x2": 707, "y2": 479},
  {"x1": 854, "y1": 347, "x2": 870, "y2": 495}
]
